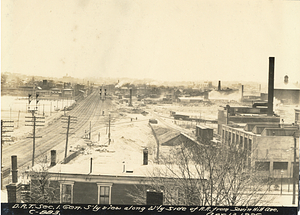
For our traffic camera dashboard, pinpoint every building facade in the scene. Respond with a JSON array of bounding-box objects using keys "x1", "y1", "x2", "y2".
[{"x1": 220, "y1": 122, "x2": 299, "y2": 178}]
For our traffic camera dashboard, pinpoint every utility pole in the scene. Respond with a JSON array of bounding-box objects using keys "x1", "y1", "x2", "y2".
[
  {"x1": 292, "y1": 132, "x2": 299, "y2": 204},
  {"x1": 90, "y1": 121, "x2": 92, "y2": 140},
  {"x1": 25, "y1": 93, "x2": 44, "y2": 167},
  {"x1": 17, "y1": 110, "x2": 20, "y2": 128},
  {"x1": 61, "y1": 116, "x2": 77, "y2": 160},
  {"x1": 108, "y1": 114, "x2": 111, "y2": 145},
  {"x1": 1, "y1": 120, "x2": 14, "y2": 190},
  {"x1": 25, "y1": 113, "x2": 45, "y2": 167}
]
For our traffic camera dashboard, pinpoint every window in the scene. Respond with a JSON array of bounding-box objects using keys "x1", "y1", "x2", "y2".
[
  {"x1": 60, "y1": 182, "x2": 74, "y2": 204},
  {"x1": 273, "y1": 162, "x2": 288, "y2": 170},
  {"x1": 239, "y1": 136, "x2": 243, "y2": 149},
  {"x1": 244, "y1": 138, "x2": 248, "y2": 151},
  {"x1": 97, "y1": 183, "x2": 112, "y2": 204},
  {"x1": 248, "y1": 139, "x2": 252, "y2": 151},
  {"x1": 99, "y1": 186, "x2": 109, "y2": 204},
  {"x1": 255, "y1": 162, "x2": 270, "y2": 171}
]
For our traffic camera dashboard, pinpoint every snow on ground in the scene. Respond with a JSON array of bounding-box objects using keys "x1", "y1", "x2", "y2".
[
  {"x1": 2, "y1": 97, "x2": 299, "y2": 206},
  {"x1": 49, "y1": 115, "x2": 157, "y2": 176},
  {"x1": 1, "y1": 96, "x2": 75, "y2": 145}
]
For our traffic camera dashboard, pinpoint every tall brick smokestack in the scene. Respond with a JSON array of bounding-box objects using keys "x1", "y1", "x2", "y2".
[
  {"x1": 267, "y1": 57, "x2": 275, "y2": 116},
  {"x1": 129, "y1": 89, "x2": 133, "y2": 106},
  {"x1": 241, "y1": 85, "x2": 244, "y2": 100},
  {"x1": 218, "y1": 80, "x2": 221, "y2": 91}
]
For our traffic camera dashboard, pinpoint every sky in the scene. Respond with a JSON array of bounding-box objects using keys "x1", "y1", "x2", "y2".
[{"x1": 1, "y1": 0, "x2": 300, "y2": 84}]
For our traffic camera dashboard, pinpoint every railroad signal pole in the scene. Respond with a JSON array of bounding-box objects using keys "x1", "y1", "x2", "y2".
[
  {"x1": 26, "y1": 93, "x2": 44, "y2": 167},
  {"x1": 25, "y1": 114, "x2": 45, "y2": 167},
  {"x1": 1, "y1": 120, "x2": 14, "y2": 190},
  {"x1": 61, "y1": 116, "x2": 77, "y2": 159}
]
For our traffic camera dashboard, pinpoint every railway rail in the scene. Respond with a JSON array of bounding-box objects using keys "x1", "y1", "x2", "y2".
[{"x1": 2, "y1": 90, "x2": 112, "y2": 183}]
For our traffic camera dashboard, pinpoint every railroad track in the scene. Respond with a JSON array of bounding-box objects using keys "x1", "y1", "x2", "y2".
[
  {"x1": 2, "y1": 90, "x2": 113, "y2": 181},
  {"x1": 151, "y1": 111, "x2": 194, "y2": 135}
]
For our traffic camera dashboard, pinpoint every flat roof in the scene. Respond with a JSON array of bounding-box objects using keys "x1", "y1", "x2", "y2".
[{"x1": 47, "y1": 119, "x2": 207, "y2": 179}]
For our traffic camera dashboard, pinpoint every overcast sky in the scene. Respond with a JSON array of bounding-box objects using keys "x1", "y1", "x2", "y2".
[{"x1": 2, "y1": 0, "x2": 300, "y2": 84}]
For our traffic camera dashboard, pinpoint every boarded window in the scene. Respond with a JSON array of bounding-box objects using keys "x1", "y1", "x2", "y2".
[
  {"x1": 255, "y1": 162, "x2": 270, "y2": 171},
  {"x1": 273, "y1": 162, "x2": 288, "y2": 170}
]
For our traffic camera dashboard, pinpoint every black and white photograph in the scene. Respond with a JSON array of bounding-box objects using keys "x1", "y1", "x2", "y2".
[{"x1": 1, "y1": 0, "x2": 300, "y2": 214}]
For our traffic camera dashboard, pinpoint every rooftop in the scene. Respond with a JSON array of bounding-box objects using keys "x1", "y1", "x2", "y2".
[
  {"x1": 47, "y1": 117, "x2": 206, "y2": 180},
  {"x1": 225, "y1": 122, "x2": 299, "y2": 137}
]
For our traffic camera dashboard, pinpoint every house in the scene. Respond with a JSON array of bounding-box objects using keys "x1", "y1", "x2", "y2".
[
  {"x1": 41, "y1": 150, "x2": 205, "y2": 205},
  {"x1": 15, "y1": 120, "x2": 207, "y2": 205}
]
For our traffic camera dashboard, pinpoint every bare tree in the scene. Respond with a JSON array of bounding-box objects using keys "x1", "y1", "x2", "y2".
[
  {"x1": 23, "y1": 157, "x2": 60, "y2": 203},
  {"x1": 128, "y1": 138, "x2": 274, "y2": 206}
]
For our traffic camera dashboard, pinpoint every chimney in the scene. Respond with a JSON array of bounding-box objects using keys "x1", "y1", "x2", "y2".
[
  {"x1": 284, "y1": 75, "x2": 289, "y2": 84},
  {"x1": 267, "y1": 57, "x2": 275, "y2": 116},
  {"x1": 50, "y1": 150, "x2": 56, "y2": 167},
  {"x1": 129, "y1": 89, "x2": 133, "y2": 106},
  {"x1": 143, "y1": 148, "x2": 148, "y2": 165},
  {"x1": 241, "y1": 85, "x2": 244, "y2": 100},
  {"x1": 218, "y1": 80, "x2": 221, "y2": 91},
  {"x1": 6, "y1": 156, "x2": 19, "y2": 203},
  {"x1": 122, "y1": 161, "x2": 126, "y2": 173},
  {"x1": 11, "y1": 155, "x2": 18, "y2": 184},
  {"x1": 90, "y1": 158, "x2": 93, "y2": 174}
]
